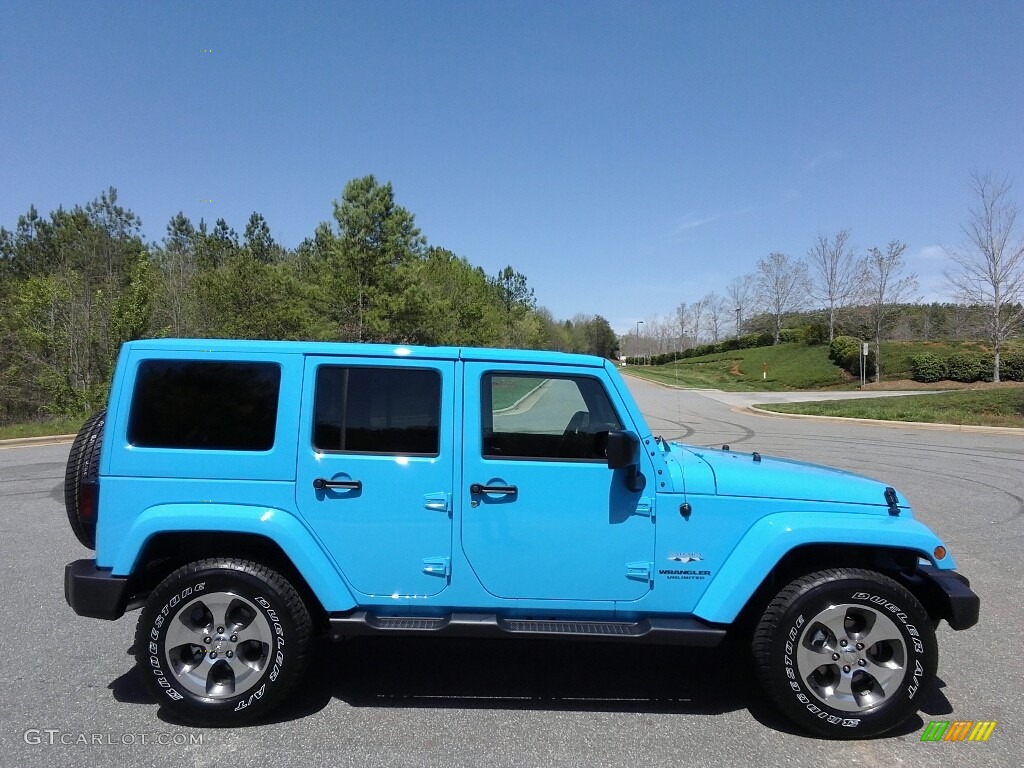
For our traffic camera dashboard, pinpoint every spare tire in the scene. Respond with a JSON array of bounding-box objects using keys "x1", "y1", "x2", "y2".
[{"x1": 64, "y1": 410, "x2": 106, "y2": 549}]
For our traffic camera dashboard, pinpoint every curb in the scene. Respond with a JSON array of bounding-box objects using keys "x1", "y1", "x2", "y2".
[
  {"x1": 0, "y1": 434, "x2": 76, "y2": 450},
  {"x1": 744, "y1": 405, "x2": 1024, "y2": 436}
]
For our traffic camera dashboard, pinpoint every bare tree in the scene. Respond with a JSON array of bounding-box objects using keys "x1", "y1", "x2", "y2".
[
  {"x1": 725, "y1": 274, "x2": 755, "y2": 336},
  {"x1": 755, "y1": 252, "x2": 810, "y2": 344},
  {"x1": 865, "y1": 240, "x2": 919, "y2": 382},
  {"x1": 675, "y1": 302, "x2": 689, "y2": 350},
  {"x1": 689, "y1": 297, "x2": 708, "y2": 345},
  {"x1": 806, "y1": 229, "x2": 863, "y2": 342},
  {"x1": 703, "y1": 291, "x2": 729, "y2": 343},
  {"x1": 944, "y1": 172, "x2": 1024, "y2": 382}
]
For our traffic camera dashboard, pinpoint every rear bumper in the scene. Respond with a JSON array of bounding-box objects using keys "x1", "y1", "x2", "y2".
[
  {"x1": 903, "y1": 565, "x2": 980, "y2": 630},
  {"x1": 64, "y1": 559, "x2": 129, "y2": 620}
]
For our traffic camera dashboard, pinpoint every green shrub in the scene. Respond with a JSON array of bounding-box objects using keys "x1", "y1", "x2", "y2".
[
  {"x1": 910, "y1": 353, "x2": 946, "y2": 383},
  {"x1": 1001, "y1": 353, "x2": 1024, "y2": 382},
  {"x1": 828, "y1": 335, "x2": 875, "y2": 377},
  {"x1": 945, "y1": 352, "x2": 986, "y2": 382},
  {"x1": 779, "y1": 328, "x2": 805, "y2": 344}
]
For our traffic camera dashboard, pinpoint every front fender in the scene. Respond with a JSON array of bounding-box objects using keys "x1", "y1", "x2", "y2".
[
  {"x1": 110, "y1": 503, "x2": 357, "y2": 612},
  {"x1": 692, "y1": 511, "x2": 954, "y2": 625}
]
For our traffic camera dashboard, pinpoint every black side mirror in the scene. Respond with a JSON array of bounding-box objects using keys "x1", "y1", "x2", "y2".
[
  {"x1": 606, "y1": 430, "x2": 638, "y2": 469},
  {"x1": 606, "y1": 430, "x2": 646, "y2": 493}
]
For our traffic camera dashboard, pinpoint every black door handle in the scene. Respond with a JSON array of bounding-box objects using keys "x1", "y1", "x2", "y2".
[
  {"x1": 313, "y1": 477, "x2": 362, "y2": 491},
  {"x1": 470, "y1": 483, "x2": 517, "y2": 496}
]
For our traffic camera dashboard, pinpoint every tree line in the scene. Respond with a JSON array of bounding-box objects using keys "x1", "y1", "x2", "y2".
[
  {"x1": 626, "y1": 171, "x2": 1024, "y2": 382},
  {"x1": 0, "y1": 176, "x2": 618, "y2": 423}
]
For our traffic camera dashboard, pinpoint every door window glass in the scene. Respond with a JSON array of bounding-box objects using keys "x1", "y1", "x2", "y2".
[
  {"x1": 314, "y1": 367, "x2": 441, "y2": 455},
  {"x1": 481, "y1": 373, "x2": 622, "y2": 461}
]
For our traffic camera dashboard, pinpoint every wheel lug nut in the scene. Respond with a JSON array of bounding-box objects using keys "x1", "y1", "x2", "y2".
[
  {"x1": 230, "y1": 634, "x2": 238, "y2": 642},
  {"x1": 210, "y1": 652, "x2": 217, "y2": 659},
  {"x1": 203, "y1": 636, "x2": 212, "y2": 644},
  {"x1": 831, "y1": 653, "x2": 840, "y2": 661},
  {"x1": 858, "y1": 659, "x2": 866, "y2": 666},
  {"x1": 217, "y1": 626, "x2": 225, "y2": 634},
  {"x1": 843, "y1": 665, "x2": 851, "y2": 673},
  {"x1": 840, "y1": 639, "x2": 847, "y2": 647},
  {"x1": 856, "y1": 643, "x2": 864, "y2": 650},
  {"x1": 226, "y1": 650, "x2": 234, "y2": 658}
]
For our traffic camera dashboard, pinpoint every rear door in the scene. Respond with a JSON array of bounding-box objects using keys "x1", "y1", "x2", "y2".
[
  {"x1": 295, "y1": 357, "x2": 455, "y2": 598},
  {"x1": 461, "y1": 363, "x2": 655, "y2": 601}
]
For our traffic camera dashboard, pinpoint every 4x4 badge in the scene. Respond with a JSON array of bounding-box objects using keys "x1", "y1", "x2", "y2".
[{"x1": 668, "y1": 552, "x2": 703, "y2": 563}]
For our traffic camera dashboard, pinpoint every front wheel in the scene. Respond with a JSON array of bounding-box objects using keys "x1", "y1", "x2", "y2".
[
  {"x1": 135, "y1": 559, "x2": 312, "y2": 724},
  {"x1": 752, "y1": 568, "x2": 937, "y2": 739}
]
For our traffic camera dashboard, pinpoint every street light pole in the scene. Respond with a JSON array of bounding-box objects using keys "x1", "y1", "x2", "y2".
[{"x1": 636, "y1": 320, "x2": 643, "y2": 365}]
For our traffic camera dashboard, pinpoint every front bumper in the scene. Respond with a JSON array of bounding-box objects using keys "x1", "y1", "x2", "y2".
[
  {"x1": 902, "y1": 565, "x2": 980, "y2": 630},
  {"x1": 64, "y1": 559, "x2": 129, "y2": 620}
]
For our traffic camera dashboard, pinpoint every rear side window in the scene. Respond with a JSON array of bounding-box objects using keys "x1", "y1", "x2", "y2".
[
  {"x1": 128, "y1": 360, "x2": 281, "y2": 450},
  {"x1": 313, "y1": 366, "x2": 441, "y2": 455}
]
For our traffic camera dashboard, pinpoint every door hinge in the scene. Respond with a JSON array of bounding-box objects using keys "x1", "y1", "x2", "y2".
[
  {"x1": 423, "y1": 491, "x2": 452, "y2": 513},
  {"x1": 635, "y1": 496, "x2": 655, "y2": 520},
  {"x1": 421, "y1": 556, "x2": 450, "y2": 578},
  {"x1": 625, "y1": 561, "x2": 653, "y2": 583}
]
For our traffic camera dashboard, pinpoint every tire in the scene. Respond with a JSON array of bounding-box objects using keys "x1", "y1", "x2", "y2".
[
  {"x1": 135, "y1": 559, "x2": 313, "y2": 724},
  {"x1": 752, "y1": 568, "x2": 937, "y2": 739},
  {"x1": 64, "y1": 410, "x2": 105, "y2": 549}
]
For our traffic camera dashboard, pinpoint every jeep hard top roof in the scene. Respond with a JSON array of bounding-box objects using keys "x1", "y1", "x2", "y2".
[{"x1": 122, "y1": 338, "x2": 610, "y2": 368}]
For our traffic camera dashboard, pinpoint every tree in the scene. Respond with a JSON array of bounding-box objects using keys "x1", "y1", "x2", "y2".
[
  {"x1": 807, "y1": 229, "x2": 862, "y2": 342},
  {"x1": 328, "y1": 175, "x2": 426, "y2": 342},
  {"x1": 689, "y1": 297, "x2": 708, "y2": 345},
  {"x1": 725, "y1": 274, "x2": 755, "y2": 336},
  {"x1": 243, "y1": 212, "x2": 278, "y2": 264},
  {"x1": 864, "y1": 241, "x2": 918, "y2": 382},
  {"x1": 703, "y1": 291, "x2": 729, "y2": 343},
  {"x1": 491, "y1": 265, "x2": 536, "y2": 345},
  {"x1": 154, "y1": 212, "x2": 199, "y2": 336},
  {"x1": 674, "y1": 302, "x2": 688, "y2": 350},
  {"x1": 944, "y1": 172, "x2": 1024, "y2": 382},
  {"x1": 755, "y1": 252, "x2": 809, "y2": 344}
]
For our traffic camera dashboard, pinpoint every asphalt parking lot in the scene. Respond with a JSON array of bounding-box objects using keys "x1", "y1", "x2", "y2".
[{"x1": 0, "y1": 377, "x2": 1018, "y2": 768}]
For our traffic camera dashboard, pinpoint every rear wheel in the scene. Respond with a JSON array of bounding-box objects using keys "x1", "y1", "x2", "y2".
[
  {"x1": 752, "y1": 568, "x2": 937, "y2": 738},
  {"x1": 135, "y1": 559, "x2": 312, "y2": 724}
]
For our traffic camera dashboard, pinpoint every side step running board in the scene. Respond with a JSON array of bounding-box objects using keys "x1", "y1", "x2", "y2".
[{"x1": 328, "y1": 611, "x2": 726, "y2": 647}]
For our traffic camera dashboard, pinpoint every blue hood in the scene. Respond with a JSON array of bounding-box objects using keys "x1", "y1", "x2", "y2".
[{"x1": 666, "y1": 444, "x2": 910, "y2": 510}]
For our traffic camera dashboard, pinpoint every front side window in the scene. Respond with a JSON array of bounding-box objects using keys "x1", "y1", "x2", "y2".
[
  {"x1": 128, "y1": 360, "x2": 281, "y2": 450},
  {"x1": 482, "y1": 373, "x2": 623, "y2": 461},
  {"x1": 313, "y1": 366, "x2": 441, "y2": 455}
]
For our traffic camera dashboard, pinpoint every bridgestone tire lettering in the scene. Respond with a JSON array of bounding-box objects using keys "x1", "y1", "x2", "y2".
[
  {"x1": 752, "y1": 568, "x2": 938, "y2": 739},
  {"x1": 134, "y1": 559, "x2": 311, "y2": 725}
]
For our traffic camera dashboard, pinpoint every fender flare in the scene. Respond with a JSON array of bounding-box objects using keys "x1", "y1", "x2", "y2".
[
  {"x1": 109, "y1": 503, "x2": 358, "y2": 612},
  {"x1": 692, "y1": 511, "x2": 953, "y2": 624}
]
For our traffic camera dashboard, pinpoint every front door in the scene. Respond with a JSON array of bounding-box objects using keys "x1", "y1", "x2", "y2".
[
  {"x1": 295, "y1": 358, "x2": 455, "y2": 598},
  {"x1": 461, "y1": 363, "x2": 655, "y2": 602}
]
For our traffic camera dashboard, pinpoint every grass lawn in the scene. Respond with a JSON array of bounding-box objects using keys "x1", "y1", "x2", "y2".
[
  {"x1": 491, "y1": 376, "x2": 544, "y2": 410},
  {"x1": 758, "y1": 389, "x2": 1024, "y2": 428},
  {"x1": 624, "y1": 343, "x2": 852, "y2": 391},
  {"x1": 0, "y1": 416, "x2": 84, "y2": 441}
]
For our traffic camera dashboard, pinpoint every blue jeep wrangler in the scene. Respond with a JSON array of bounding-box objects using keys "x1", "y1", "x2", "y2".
[{"x1": 63, "y1": 339, "x2": 978, "y2": 737}]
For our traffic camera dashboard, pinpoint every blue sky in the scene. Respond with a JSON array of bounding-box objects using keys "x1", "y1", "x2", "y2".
[{"x1": 2, "y1": 1, "x2": 1022, "y2": 333}]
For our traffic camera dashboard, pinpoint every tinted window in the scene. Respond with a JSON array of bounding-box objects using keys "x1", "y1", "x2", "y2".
[
  {"x1": 482, "y1": 374, "x2": 622, "y2": 461},
  {"x1": 128, "y1": 360, "x2": 281, "y2": 450},
  {"x1": 314, "y1": 367, "x2": 441, "y2": 455}
]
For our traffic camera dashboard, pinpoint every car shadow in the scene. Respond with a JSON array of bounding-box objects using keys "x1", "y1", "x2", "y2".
[
  {"x1": 133, "y1": 636, "x2": 754, "y2": 728},
  {"x1": 115, "y1": 636, "x2": 952, "y2": 739}
]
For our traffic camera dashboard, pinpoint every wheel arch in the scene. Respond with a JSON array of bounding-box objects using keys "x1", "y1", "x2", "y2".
[
  {"x1": 109, "y1": 503, "x2": 358, "y2": 619},
  {"x1": 692, "y1": 511, "x2": 952, "y2": 627}
]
